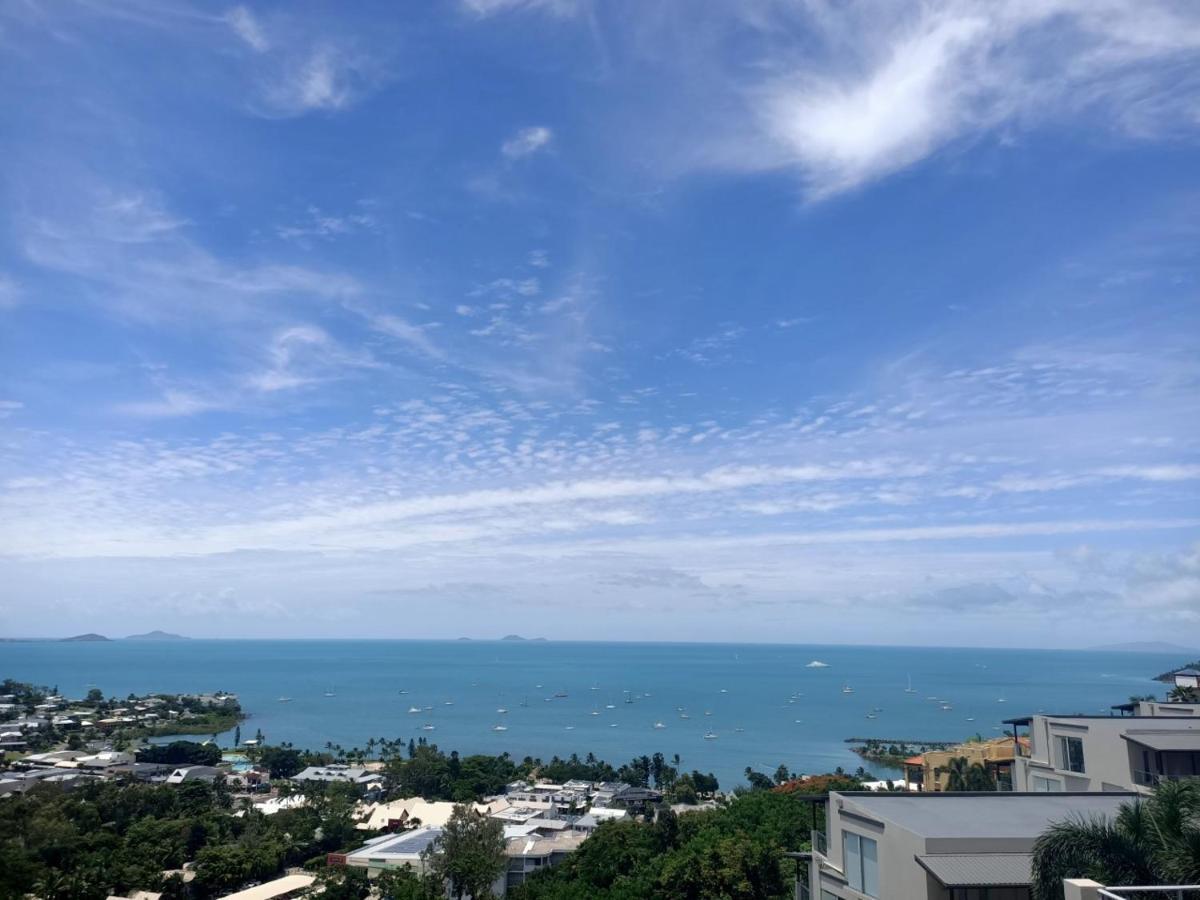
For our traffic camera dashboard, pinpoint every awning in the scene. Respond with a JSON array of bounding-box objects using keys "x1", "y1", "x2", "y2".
[
  {"x1": 1122, "y1": 732, "x2": 1200, "y2": 752},
  {"x1": 916, "y1": 853, "x2": 1032, "y2": 887}
]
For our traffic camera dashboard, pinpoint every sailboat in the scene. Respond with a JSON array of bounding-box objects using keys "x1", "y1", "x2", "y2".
[
  {"x1": 841, "y1": 684, "x2": 854, "y2": 694},
  {"x1": 407, "y1": 706, "x2": 421, "y2": 714},
  {"x1": 905, "y1": 675, "x2": 917, "y2": 694}
]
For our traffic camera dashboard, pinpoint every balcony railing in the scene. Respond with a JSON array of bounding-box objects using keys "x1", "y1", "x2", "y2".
[
  {"x1": 797, "y1": 882, "x2": 811, "y2": 900},
  {"x1": 1132, "y1": 769, "x2": 1187, "y2": 787},
  {"x1": 811, "y1": 829, "x2": 828, "y2": 858},
  {"x1": 1097, "y1": 887, "x2": 1200, "y2": 899}
]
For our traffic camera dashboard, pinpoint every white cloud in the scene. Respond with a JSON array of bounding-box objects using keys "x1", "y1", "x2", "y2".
[
  {"x1": 226, "y1": 5, "x2": 268, "y2": 52},
  {"x1": 501, "y1": 126, "x2": 554, "y2": 159},
  {"x1": 462, "y1": 0, "x2": 582, "y2": 18}
]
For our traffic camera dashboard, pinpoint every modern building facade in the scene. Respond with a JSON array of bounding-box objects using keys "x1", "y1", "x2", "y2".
[
  {"x1": 1005, "y1": 714, "x2": 1200, "y2": 793},
  {"x1": 805, "y1": 791, "x2": 1134, "y2": 900}
]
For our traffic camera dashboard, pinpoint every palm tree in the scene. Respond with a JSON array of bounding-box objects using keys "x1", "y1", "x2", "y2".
[
  {"x1": 1031, "y1": 777, "x2": 1200, "y2": 899},
  {"x1": 1169, "y1": 685, "x2": 1199, "y2": 703}
]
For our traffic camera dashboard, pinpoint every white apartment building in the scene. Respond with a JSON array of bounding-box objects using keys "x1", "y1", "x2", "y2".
[{"x1": 1005, "y1": 712, "x2": 1200, "y2": 793}]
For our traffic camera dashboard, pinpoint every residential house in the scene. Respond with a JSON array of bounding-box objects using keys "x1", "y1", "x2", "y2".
[
  {"x1": 805, "y1": 791, "x2": 1134, "y2": 900},
  {"x1": 166, "y1": 765, "x2": 221, "y2": 784},
  {"x1": 1006, "y1": 713, "x2": 1200, "y2": 793},
  {"x1": 504, "y1": 831, "x2": 586, "y2": 891}
]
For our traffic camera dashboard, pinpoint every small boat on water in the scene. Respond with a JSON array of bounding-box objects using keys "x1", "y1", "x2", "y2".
[
  {"x1": 408, "y1": 706, "x2": 421, "y2": 714},
  {"x1": 591, "y1": 710, "x2": 600, "y2": 716},
  {"x1": 905, "y1": 675, "x2": 917, "y2": 693},
  {"x1": 605, "y1": 703, "x2": 616, "y2": 709},
  {"x1": 806, "y1": 660, "x2": 830, "y2": 668},
  {"x1": 704, "y1": 710, "x2": 713, "y2": 716},
  {"x1": 554, "y1": 690, "x2": 568, "y2": 698},
  {"x1": 398, "y1": 689, "x2": 407, "y2": 694},
  {"x1": 680, "y1": 712, "x2": 691, "y2": 719},
  {"x1": 703, "y1": 731, "x2": 718, "y2": 740},
  {"x1": 422, "y1": 724, "x2": 435, "y2": 731},
  {"x1": 734, "y1": 727, "x2": 745, "y2": 733},
  {"x1": 497, "y1": 707, "x2": 508, "y2": 714},
  {"x1": 278, "y1": 697, "x2": 292, "y2": 703},
  {"x1": 565, "y1": 725, "x2": 575, "y2": 730},
  {"x1": 941, "y1": 703, "x2": 954, "y2": 711},
  {"x1": 492, "y1": 724, "x2": 507, "y2": 732},
  {"x1": 609, "y1": 723, "x2": 618, "y2": 728},
  {"x1": 841, "y1": 684, "x2": 854, "y2": 694},
  {"x1": 654, "y1": 722, "x2": 666, "y2": 729},
  {"x1": 719, "y1": 688, "x2": 728, "y2": 693}
]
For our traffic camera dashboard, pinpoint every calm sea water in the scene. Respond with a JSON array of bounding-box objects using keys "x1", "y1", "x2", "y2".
[{"x1": 0, "y1": 640, "x2": 1178, "y2": 787}]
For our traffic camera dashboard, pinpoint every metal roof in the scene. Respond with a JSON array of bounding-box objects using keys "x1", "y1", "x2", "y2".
[
  {"x1": 1121, "y1": 731, "x2": 1200, "y2": 752},
  {"x1": 916, "y1": 853, "x2": 1032, "y2": 887}
]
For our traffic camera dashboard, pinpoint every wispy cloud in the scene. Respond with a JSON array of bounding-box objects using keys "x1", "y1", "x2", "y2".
[
  {"x1": 501, "y1": 126, "x2": 554, "y2": 160},
  {"x1": 225, "y1": 5, "x2": 268, "y2": 52}
]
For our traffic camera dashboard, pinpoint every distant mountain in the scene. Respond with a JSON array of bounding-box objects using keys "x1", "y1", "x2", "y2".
[
  {"x1": 500, "y1": 634, "x2": 527, "y2": 641},
  {"x1": 125, "y1": 630, "x2": 189, "y2": 641},
  {"x1": 61, "y1": 633, "x2": 110, "y2": 642},
  {"x1": 1091, "y1": 641, "x2": 1198, "y2": 654}
]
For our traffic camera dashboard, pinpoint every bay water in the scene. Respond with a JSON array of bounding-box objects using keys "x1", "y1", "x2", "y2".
[{"x1": 1, "y1": 640, "x2": 1178, "y2": 787}]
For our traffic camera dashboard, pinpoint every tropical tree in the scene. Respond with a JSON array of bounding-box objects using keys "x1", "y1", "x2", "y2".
[
  {"x1": 1031, "y1": 777, "x2": 1200, "y2": 899},
  {"x1": 425, "y1": 804, "x2": 507, "y2": 900}
]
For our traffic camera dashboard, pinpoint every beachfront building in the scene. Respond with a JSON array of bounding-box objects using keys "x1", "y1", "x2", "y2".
[
  {"x1": 902, "y1": 736, "x2": 1019, "y2": 792},
  {"x1": 291, "y1": 764, "x2": 378, "y2": 788},
  {"x1": 1160, "y1": 667, "x2": 1200, "y2": 690},
  {"x1": 1005, "y1": 713, "x2": 1200, "y2": 793},
  {"x1": 803, "y1": 791, "x2": 1135, "y2": 899}
]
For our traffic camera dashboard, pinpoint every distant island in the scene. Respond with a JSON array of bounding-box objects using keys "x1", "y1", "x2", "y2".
[
  {"x1": 500, "y1": 634, "x2": 548, "y2": 642},
  {"x1": 60, "y1": 633, "x2": 111, "y2": 642},
  {"x1": 125, "y1": 630, "x2": 189, "y2": 641},
  {"x1": 1092, "y1": 641, "x2": 1198, "y2": 654}
]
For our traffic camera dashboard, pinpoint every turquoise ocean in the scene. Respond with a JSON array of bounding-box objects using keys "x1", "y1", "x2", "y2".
[{"x1": 1, "y1": 640, "x2": 1181, "y2": 787}]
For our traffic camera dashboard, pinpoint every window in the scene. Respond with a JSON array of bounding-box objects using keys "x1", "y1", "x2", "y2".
[
  {"x1": 1031, "y1": 774, "x2": 1062, "y2": 792},
  {"x1": 843, "y1": 831, "x2": 879, "y2": 897},
  {"x1": 1056, "y1": 735, "x2": 1085, "y2": 773}
]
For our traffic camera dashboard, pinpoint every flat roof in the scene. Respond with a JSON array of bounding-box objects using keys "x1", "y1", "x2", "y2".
[
  {"x1": 351, "y1": 828, "x2": 442, "y2": 859},
  {"x1": 836, "y1": 792, "x2": 1134, "y2": 839},
  {"x1": 916, "y1": 853, "x2": 1031, "y2": 887},
  {"x1": 219, "y1": 874, "x2": 316, "y2": 900},
  {"x1": 1003, "y1": 714, "x2": 1200, "y2": 725}
]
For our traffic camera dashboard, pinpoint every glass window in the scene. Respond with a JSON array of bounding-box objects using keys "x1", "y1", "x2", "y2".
[
  {"x1": 843, "y1": 831, "x2": 879, "y2": 897},
  {"x1": 1057, "y1": 736, "x2": 1085, "y2": 773},
  {"x1": 1032, "y1": 774, "x2": 1063, "y2": 792}
]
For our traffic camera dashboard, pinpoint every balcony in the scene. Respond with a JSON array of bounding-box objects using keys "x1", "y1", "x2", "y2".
[
  {"x1": 811, "y1": 829, "x2": 828, "y2": 859},
  {"x1": 1131, "y1": 769, "x2": 1188, "y2": 788}
]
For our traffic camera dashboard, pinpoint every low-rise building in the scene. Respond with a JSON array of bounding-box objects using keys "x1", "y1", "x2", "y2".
[
  {"x1": 904, "y1": 736, "x2": 1020, "y2": 791},
  {"x1": 217, "y1": 873, "x2": 315, "y2": 899},
  {"x1": 1006, "y1": 713, "x2": 1200, "y2": 793},
  {"x1": 166, "y1": 765, "x2": 221, "y2": 784},
  {"x1": 339, "y1": 826, "x2": 443, "y2": 875},
  {"x1": 291, "y1": 764, "x2": 376, "y2": 787},
  {"x1": 504, "y1": 831, "x2": 586, "y2": 891},
  {"x1": 805, "y1": 790, "x2": 1134, "y2": 899}
]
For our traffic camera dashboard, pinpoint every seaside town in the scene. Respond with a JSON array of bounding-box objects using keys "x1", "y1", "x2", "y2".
[{"x1": 1, "y1": 663, "x2": 1197, "y2": 899}]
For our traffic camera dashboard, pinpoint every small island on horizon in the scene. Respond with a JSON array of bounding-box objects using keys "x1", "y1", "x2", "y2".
[{"x1": 125, "y1": 630, "x2": 190, "y2": 641}]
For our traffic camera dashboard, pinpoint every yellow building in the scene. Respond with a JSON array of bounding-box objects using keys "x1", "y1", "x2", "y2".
[{"x1": 902, "y1": 736, "x2": 1019, "y2": 791}]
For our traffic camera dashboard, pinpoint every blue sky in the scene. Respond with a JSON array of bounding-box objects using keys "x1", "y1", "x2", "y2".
[{"x1": 1, "y1": 0, "x2": 1198, "y2": 645}]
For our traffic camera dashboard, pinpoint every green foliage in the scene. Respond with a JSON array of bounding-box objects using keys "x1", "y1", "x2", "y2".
[
  {"x1": 257, "y1": 745, "x2": 305, "y2": 779},
  {"x1": 1031, "y1": 777, "x2": 1200, "y2": 899},
  {"x1": 138, "y1": 741, "x2": 222, "y2": 767},
  {"x1": 512, "y1": 788, "x2": 819, "y2": 900},
  {"x1": 0, "y1": 775, "x2": 363, "y2": 900},
  {"x1": 425, "y1": 804, "x2": 507, "y2": 900},
  {"x1": 941, "y1": 756, "x2": 997, "y2": 792}
]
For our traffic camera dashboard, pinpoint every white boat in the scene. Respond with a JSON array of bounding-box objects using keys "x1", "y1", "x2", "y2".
[
  {"x1": 704, "y1": 710, "x2": 713, "y2": 716},
  {"x1": 497, "y1": 707, "x2": 508, "y2": 714},
  {"x1": 565, "y1": 725, "x2": 575, "y2": 730},
  {"x1": 605, "y1": 703, "x2": 616, "y2": 709},
  {"x1": 841, "y1": 684, "x2": 854, "y2": 694},
  {"x1": 866, "y1": 713, "x2": 877, "y2": 719},
  {"x1": 422, "y1": 724, "x2": 435, "y2": 731},
  {"x1": 734, "y1": 727, "x2": 745, "y2": 733},
  {"x1": 398, "y1": 689, "x2": 408, "y2": 694},
  {"x1": 654, "y1": 722, "x2": 666, "y2": 729},
  {"x1": 904, "y1": 675, "x2": 916, "y2": 694},
  {"x1": 719, "y1": 688, "x2": 728, "y2": 693},
  {"x1": 609, "y1": 723, "x2": 618, "y2": 728},
  {"x1": 941, "y1": 703, "x2": 953, "y2": 711},
  {"x1": 492, "y1": 724, "x2": 508, "y2": 732},
  {"x1": 997, "y1": 698, "x2": 1007, "y2": 703},
  {"x1": 324, "y1": 688, "x2": 336, "y2": 697},
  {"x1": 590, "y1": 710, "x2": 600, "y2": 716},
  {"x1": 277, "y1": 697, "x2": 292, "y2": 703},
  {"x1": 703, "y1": 731, "x2": 718, "y2": 740},
  {"x1": 407, "y1": 706, "x2": 421, "y2": 714},
  {"x1": 806, "y1": 660, "x2": 830, "y2": 668},
  {"x1": 680, "y1": 712, "x2": 690, "y2": 719}
]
